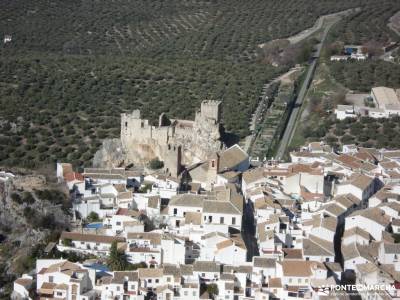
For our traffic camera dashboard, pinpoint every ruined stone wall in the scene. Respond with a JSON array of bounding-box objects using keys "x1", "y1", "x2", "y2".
[{"x1": 96, "y1": 100, "x2": 225, "y2": 170}]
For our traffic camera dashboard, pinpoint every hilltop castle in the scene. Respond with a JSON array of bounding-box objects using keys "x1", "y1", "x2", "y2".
[{"x1": 94, "y1": 101, "x2": 225, "y2": 177}]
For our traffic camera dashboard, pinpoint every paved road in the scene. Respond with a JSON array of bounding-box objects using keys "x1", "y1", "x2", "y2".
[{"x1": 275, "y1": 18, "x2": 339, "y2": 160}]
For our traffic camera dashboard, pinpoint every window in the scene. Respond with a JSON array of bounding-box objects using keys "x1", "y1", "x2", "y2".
[
  {"x1": 125, "y1": 122, "x2": 128, "y2": 128},
  {"x1": 167, "y1": 277, "x2": 171, "y2": 282},
  {"x1": 289, "y1": 278, "x2": 292, "y2": 283},
  {"x1": 116, "y1": 221, "x2": 121, "y2": 226},
  {"x1": 208, "y1": 216, "x2": 213, "y2": 223},
  {"x1": 193, "y1": 291, "x2": 196, "y2": 296},
  {"x1": 220, "y1": 217, "x2": 224, "y2": 224},
  {"x1": 117, "y1": 286, "x2": 120, "y2": 291},
  {"x1": 148, "y1": 279, "x2": 152, "y2": 283},
  {"x1": 49, "y1": 276, "x2": 54, "y2": 283},
  {"x1": 325, "y1": 257, "x2": 330, "y2": 262},
  {"x1": 232, "y1": 217, "x2": 236, "y2": 225},
  {"x1": 298, "y1": 278, "x2": 301, "y2": 283},
  {"x1": 184, "y1": 291, "x2": 188, "y2": 296},
  {"x1": 225, "y1": 296, "x2": 230, "y2": 299},
  {"x1": 202, "y1": 273, "x2": 206, "y2": 277},
  {"x1": 155, "y1": 279, "x2": 159, "y2": 283},
  {"x1": 57, "y1": 292, "x2": 62, "y2": 296},
  {"x1": 305, "y1": 279, "x2": 308, "y2": 283},
  {"x1": 212, "y1": 160, "x2": 215, "y2": 168},
  {"x1": 173, "y1": 208, "x2": 178, "y2": 215},
  {"x1": 131, "y1": 285, "x2": 135, "y2": 289}
]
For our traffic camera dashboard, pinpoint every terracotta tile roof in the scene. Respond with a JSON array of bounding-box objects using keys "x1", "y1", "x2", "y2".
[
  {"x1": 322, "y1": 203, "x2": 346, "y2": 217},
  {"x1": 303, "y1": 237, "x2": 334, "y2": 256},
  {"x1": 64, "y1": 172, "x2": 84, "y2": 182},
  {"x1": 341, "y1": 242, "x2": 374, "y2": 261},
  {"x1": 253, "y1": 257, "x2": 276, "y2": 268},
  {"x1": 179, "y1": 264, "x2": 194, "y2": 276},
  {"x1": 61, "y1": 163, "x2": 73, "y2": 176},
  {"x1": 14, "y1": 278, "x2": 32, "y2": 287},
  {"x1": 242, "y1": 168, "x2": 265, "y2": 184},
  {"x1": 342, "y1": 173, "x2": 374, "y2": 190},
  {"x1": 282, "y1": 248, "x2": 303, "y2": 260},
  {"x1": 169, "y1": 194, "x2": 204, "y2": 208},
  {"x1": 39, "y1": 282, "x2": 56, "y2": 291},
  {"x1": 342, "y1": 226, "x2": 373, "y2": 241},
  {"x1": 269, "y1": 277, "x2": 282, "y2": 288},
  {"x1": 127, "y1": 232, "x2": 162, "y2": 245},
  {"x1": 216, "y1": 237, "x2": 246, "y2": 251},
  {"x1": 193, "y1": 261, "x2": 220, "y2": 273},
  {"x1": 348, "y1": 207, "x2": 391, "y2": 227},
  {"x1": 138, "y1": 268, "x2": 163, "y2": 278},
  {"x1": 222, "y1": 265, "x2": 253, "y2": 274},
  {"x1": 111, "y1": 271, "x2": 139, "y2": 283},
  {"x1": 334, "y1": 194, "x2": 361, "y2": 208},
  {"x1": 116, "y1": 208, "x2": 140, "y2": 217},
  {"x1": 60, "y1": 231, "x2": 125, "y2": 244},
  {"x1": 324, "y1": 262, "x2": 343, "y2": 272},
  {"x1": 280, "y1": 260, "x2": 313, "y2": 277},
  {"x1": 218, "y1": 144, "x2": 248, "y2": 172}
]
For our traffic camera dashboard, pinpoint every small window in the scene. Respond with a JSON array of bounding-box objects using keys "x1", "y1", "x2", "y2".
[
  {"x1": 49, "y1": 276, "x2": 54, "y2": 283},
  {"x1": 220, "y1": 217, "x2": 224, "y2": 224},
  {"x1": 57, "y1": 292, "x2": 62, "y2": 296},
  {"x1": 193, "y1": 291, "x2": 196, "y2": 296},
  {"x1": 117, "y1": 286, "x2": 120, "y2": 291},
  {"x1": 155, "y1": 279, "x2": 159, "y2": 283},
  {"x1": 116, "y1": 221, "x2": 121, "y2": 226},
  {"x1": 232, "y1": 217, "x2": 236, "y2": 225},
  {"x1": 148, "y1": 279, "x2": 152, "y2": 283},
  {"x1": 184, "y1": 291, "x2": 188, "y2": 296}
]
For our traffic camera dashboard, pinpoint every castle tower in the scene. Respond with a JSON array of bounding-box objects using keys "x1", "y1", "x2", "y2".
[
  {"x1": 207, "y1": 152, "x2": 219, "y2": 187},
  {"x1": 164, "y1": 144, "x2": 182, "y2": 178},
  {"x1": 200, "y1": 100, "x2": 222, "y2": 123}
]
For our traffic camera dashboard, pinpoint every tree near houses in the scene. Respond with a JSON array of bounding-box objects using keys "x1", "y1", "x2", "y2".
[{"x1": 107, "y1": 241, "x2": 128, "y2": 271}]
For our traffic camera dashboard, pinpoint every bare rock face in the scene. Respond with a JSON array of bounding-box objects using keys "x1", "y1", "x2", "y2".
[{"x1": 93, "y1": 138, "x2": 127, "y2": 168}]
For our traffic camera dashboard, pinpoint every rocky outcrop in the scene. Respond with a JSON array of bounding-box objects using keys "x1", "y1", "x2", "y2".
[{"x1": 93, "y1": 138, "x2": 127, "y2": 168}]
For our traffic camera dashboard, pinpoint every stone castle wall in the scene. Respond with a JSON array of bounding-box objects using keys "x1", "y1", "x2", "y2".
[
  {"x1": 95, "y1": 100, "x2": 224, "y2": 175},
  {"x1": 121, "y1": 100, "x2": 223, "y2": 165}
]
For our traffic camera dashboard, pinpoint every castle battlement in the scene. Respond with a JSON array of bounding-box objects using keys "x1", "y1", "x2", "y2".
[
  {"x1": 117, "y1": 100, "x2": 224, "y2": 176},
  {"x1": 199, "y1": 100, "x2": 222, "y2": 123}
]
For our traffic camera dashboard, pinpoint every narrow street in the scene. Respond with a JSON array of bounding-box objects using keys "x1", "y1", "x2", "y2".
[{"x1": 242, "y1": 200, "x2": 259, "y2": 261}]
